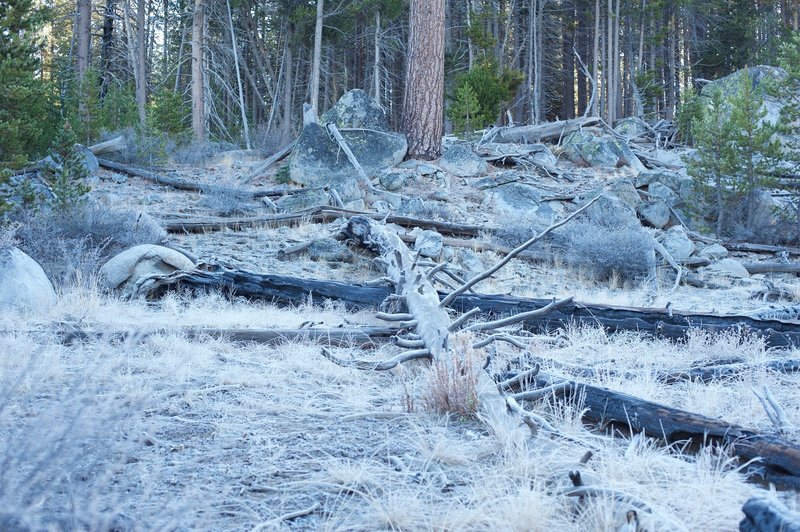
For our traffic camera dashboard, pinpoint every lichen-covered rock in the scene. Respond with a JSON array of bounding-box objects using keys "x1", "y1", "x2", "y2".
[
  {"x1": 0, "y1": 247, "x2": 57, "y2": 313},
  {"x1": 487, "y1": 182, "x2": 564, "y2": 221},
  {"x1": 289, "y1": 122, "x2": 407, "y2": 201},
  {"x1": 606, "y1": 179, "x2": 641, "y2": 210},
  {"x1": 614, "y1": 117, "x2": 650, "y2": 137},
  {"x1": 562, "y1": 132, "x2": 644, "y2": 172},
  {"x1": 100, "y1": 244, "x2": 195, "y2": 296},
  {"x1": 639, "y1": 199, "x2": 671, "y2": 229},
  {"x1": 439, "y1": 145, "x2": 489, "y2": 177},
  {"x1": 661, "y1": 226, "x2": 695, "y2": 260},
  {"x1": 636, "y1": 170, "x2": 694, "y2": 201},
  {"x1": 700, "y1": 66, "x2": 787, "y2": 127},
  {"x1": 307, "y1": 238, "x2": 355, "y2": 263},
  {"x1": 702, "y1": 258, "x2": 750, "y2": 279},
  {"x1": 320, "y1": 89, "x2": 390, "y2": 131},
  {"x1": 275, "y1": 188, "x2": 330, "y2": 212},
  {"x1": 648, "y1": 182, "x2": 681, "y2": 207},
  {"x1": 378, "y1": 170, "x2": 409, "y2": 191},
  {"x1": 412, "y1": 229, "x2": 443, "y2": 258}
]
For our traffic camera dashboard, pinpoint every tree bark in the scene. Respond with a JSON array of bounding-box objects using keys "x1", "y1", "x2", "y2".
[
  {"x1": 136, "y1": 0, "x2": 147, "y2": 126},
  {"x1": 191, "y1": 0, "x2": 205, "y2": 141},
  {"x1": 226, "y1": 0, "x2": 251, "y2": 149},
  {"x1": 402, "y1": 0, "x2": 446, "y2": 159},
  {"x1": 310, "y1": 0, "x2": 324, "y2": 116},
  {"x1": 76, "y1": 0, "x2": 92, "y2": 116},
  {"x1": 132, "y1": 268, "x2": 800, "y2": 349}
]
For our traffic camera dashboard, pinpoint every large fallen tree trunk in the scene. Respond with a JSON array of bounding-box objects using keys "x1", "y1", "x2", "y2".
[
  {"x1": 493, "y1": 116, "x2": 600, "y2": 143},
  {"x1": 131, "y1": 268, "x2": 800, "y2": 348},
  {"x1": 46, "y1": 325, "x2": 398, "y2": 348},
  {"x1": 161, "y1": 206, "x2": 486, "y2": 237},
  {"x1": 740, "y1": 497, "x2": 800, "y2": 532},
  {"x1": 518, "y1": 371, "x2": 800, "y2": 486}
]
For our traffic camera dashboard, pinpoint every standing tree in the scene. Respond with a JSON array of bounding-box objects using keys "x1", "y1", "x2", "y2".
[
  {"x1": 191, "y1": 0, "x2": 205, "y2": 141},
  {"x1": 402, "y1": 0, "x2": 445, "y2": 159}
]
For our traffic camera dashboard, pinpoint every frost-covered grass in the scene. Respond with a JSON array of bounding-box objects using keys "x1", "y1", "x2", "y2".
[{"x1": 2, "y1": 289, "x2": 798, "y2": 530}]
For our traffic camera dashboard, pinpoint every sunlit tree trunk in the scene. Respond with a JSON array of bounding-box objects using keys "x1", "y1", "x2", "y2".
[
  {"x1": 403, "y1": 0, "x2": 446, "y2": 159},
  {"x1": 310, "y1": 0, "x2": 324, "y2": 115},
  {"x1": 191, "y1": 0, "x2": 205, "y2": 141}
]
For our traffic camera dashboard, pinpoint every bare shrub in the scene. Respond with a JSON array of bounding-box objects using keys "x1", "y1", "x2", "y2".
[
  {"x1": 559, "y1": 222, "x2": 655, "y2": 283},
  {"x1": 251, "y1": 125, "x2": 293, "y2": 156},
  {"x1": 171, "y1": 140, "x2": 235, "y2": 166},
  {"x1": 198, "y1": 184, "x2": 257, "y2": 216},
  {"x1": 424, "y1": 334, "x2": 480, "y2": 416},
  {"x1": 12, "y1": 202, "x2": 166, "y2": 289}
]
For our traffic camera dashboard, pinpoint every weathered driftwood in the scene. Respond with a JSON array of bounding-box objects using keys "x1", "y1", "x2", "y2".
[
  {"x1": 519, "y1": 371, "x2": 800, "y2": 483},
  {"x1": 98, "y1": 158, "x2": 215, "y2": 193},
  {"x1": 88, "y1": 135, "x2": 127, "y2": 156},
  {"x1": 493, "y1": 116, "x2": 600, "y2": 143},
  {"x1": 48, "y1": 325, "x2": 398, "y2": 348},
  {"x1": 132, "y1": 269, "x2": 800, "y2": 348},
  {"x1": 740, "y1": 497, "x2": 800, "y2": 532},
  {"x1": 742, "y1": 262, "x2": 800, "y2": 275},
  {"x1": 725, "y1": 242, "x2": 800, "y2": 257},
  {"x1": 162, "y1": 206, "x2": 485, "y2": 237},
  {"x1": 240, "y1": 141, "x2": 294, "y2": 184}
]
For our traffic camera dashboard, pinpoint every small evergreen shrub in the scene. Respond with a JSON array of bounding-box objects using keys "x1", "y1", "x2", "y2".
[{"x1": 447, "y1": 61, "x2": 523, "y2": 134}]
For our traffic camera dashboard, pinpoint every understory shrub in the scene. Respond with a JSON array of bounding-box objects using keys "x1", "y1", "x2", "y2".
[
  {"x1": 10, "y1": 201, "x2": 165, "y2": 289},
  {"x1": 198, "y1": 184, "x2": 257, "y2": 216},
  {"x1": 447, "y1": 61, "x2": 523, "y2": 134},
  {"x1": 424, "y1": 334, "x2": 480, "y2": 417}
]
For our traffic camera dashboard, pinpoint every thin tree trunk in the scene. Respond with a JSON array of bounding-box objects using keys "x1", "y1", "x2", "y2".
[
  {"x1": 373, "y1": 9, "x2": 381, "y2": 101},
  {"x1": 100, "y1": 0, "x2": 115, "y2": 100},
  {"x1": 136, "y1": 0, "x2": 147, "y2": 126},
  {"x1": 76, "y1": 0, "x2": 91, "y2": 127},
  {"x1": 282, "y1": 24, "x2": 294, "y2": 137},
  {"x1": 561, "y1": 1, "x2": 575, "y2": 120},
  {"x1": 310, "y1": 0, "x2": 324, "y2": 115},
  {"x1": 403, "y1": 0, "x2": 446, "y2": 159},
  {"x1": 226, "y1": 0, "x2": 251, "y2": 149},
  {"x1": 592, "y1": 0, "x2": 600, "y2": 116},
  {"x1": 191, "y1": 0, "x2": 205, "y2": 141},
  {"x1": 606, "y1": 0, "x2": 613, "y2": 123}
]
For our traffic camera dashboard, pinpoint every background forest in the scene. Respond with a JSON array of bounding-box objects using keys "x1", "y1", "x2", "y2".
[{"x1": 2, "y1": 0, "x2": 800, "y2": 165}]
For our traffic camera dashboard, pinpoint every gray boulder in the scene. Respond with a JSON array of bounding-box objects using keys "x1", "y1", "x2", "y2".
[
  {"x1": 639, "y1": 199, "x2": 671, "y2": 229},
  {"x1": 702, "y1": 258, "x2": 750, "y2": 279},
  {"x1": 75, "y1": 144, "x2": 100, "y2": 173},
  {"x1": 578, "y1": 193, "x2": 641, "y2": 229},
  {"x1": 661, "y1": 226, "x2": 695, "y2": 260},
  {"x1": 378, "y1": 170, "x2": 409, "y2": 191},
  {"x1": 0, "y1": 247, "x2": 57, "y2": 313},
  {"x1": 439, "y1": 145, "x2": 489, "y2": 177},
  {"x1": 100, "y1": 244, "x2": 195, "y2": 295},
  {"x1": 275, "y1": 188, "x2": 330, "y2": 212},
  {"x1": 614, "y1": 117, "x2": 650, "y2": 137},
  {"x1": 563, "y1": 132, "x2": 644, "y2": 172},
  {"x1": 488, "y1": 183, "x2": 564, "y2": 222},
  {"x1": 606, "y1": 179, "x2": 641, "y2": 210},
  {"x1": 636, "y1": 170, "x2": 694, "y2": 200},
  {"x1": 745, "y1": 188, "x2": 781, "y2": 231},
  {"x1": 412, "y1": 229, "x2": 443, "y2": 258},
  {"x1": 698, "y1": 243, "x2": 729, "y2": 260},
  {"x1": 289, "y1": 122, "x2": 407, "y2": 202},
  {"x1": 320, "y1": 89, "x2": 390, "y2": 130},
  {"x1": 700, "y1": 66, "x2": 786, "y2": 127},
  {"x1": 307, "y1": 238, "x2": 355, "y2": 263},
  {"x1": 648, "y1": 182, "x2": 681, "y2": 207}
]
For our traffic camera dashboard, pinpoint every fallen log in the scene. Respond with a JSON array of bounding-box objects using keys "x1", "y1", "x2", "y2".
[
  {"x1": 131, "y1": 268, "x2": 800, "y2": 348},
  {"x1": 240, "y1": 141, "x2": 294, "y2": 184},
  {"x1": 493, "y1": 116, "x2": 600, "y2": 143},
  {"x1": 45, "y1": 325, "x2": 398, "y2": 348},
  {"x1": 521, "y1": 371, "x2": 800, "y2": 484},
  {"x1": 740, "y1": 497, "x2": 800, "y2": 532},
  {"x1": 98, "y1": 158, "x2": 213, "y2": 193},
  {"x1": 88, "y1": 135, "x2": 127, "y2": 156},
  {"x1": 161, "y1": 206, "x2": 486, "y2": 237},
  {"x1": 742, "y1": 262, "x2": 800, "y2": 275},
  {"x1": 726, "y1": 242, "x2": 800, "y2": 257}
]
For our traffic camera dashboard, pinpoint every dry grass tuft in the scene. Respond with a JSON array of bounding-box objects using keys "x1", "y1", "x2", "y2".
[{"x1": 424, "y1": 333, "x2": 481, "y2": 416}]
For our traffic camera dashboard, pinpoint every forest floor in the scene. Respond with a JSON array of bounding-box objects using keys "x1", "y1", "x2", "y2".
[{"x1": 2, "y1": 151, "x2": 800, "y2": 531}]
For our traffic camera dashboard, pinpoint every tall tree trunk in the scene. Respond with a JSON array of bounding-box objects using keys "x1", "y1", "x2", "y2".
[
  {"x1": 373, "y1": 9, "x2": 381, "y2": 102},
  {"x1": 226, "y1": 0, "x2": 250, "y2": 148},
  {"x1": 136, "y1": 0, "x2": 147, "y2": 126},
  {"x1": 76, "y1": 0, "x2": 91, "y2": 97},
  {"x1": 282, "y1": 24, "x2": 294, "y2": 137},
  {"x1": 100, "y1": 0, "x2": 115, "y2": 100},
  {"x1": 191, "y1": 0, "x2": 205, "y2": 141},
  {"x1": 310, "y1": 0, "x2": 324, "y2": 116},
  {"x1": 592, "y1": 0, "x2": 600, "y2": 116},
  {"x1": 403, "y1": 0, "x2": 446, "y2": 159},
  {"x1": 561, "y1": 1, "x2": 575, "y2": 120},
  {"x1": 576, "y1": 2, "x2": 587, "y2": 115}
]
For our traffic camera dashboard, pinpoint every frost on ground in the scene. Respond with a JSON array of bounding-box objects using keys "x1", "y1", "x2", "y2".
[{"x1": 2, "y1": 290, "x2": 799, "y2": 530}]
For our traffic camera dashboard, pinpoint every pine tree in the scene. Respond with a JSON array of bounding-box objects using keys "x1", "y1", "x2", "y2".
[
  {"x1": 689, "y1": 71, "x2": 781, "y2": 236},
  {"x1": 0, "y1": 0, "x2": 54, "y2": 166}
]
